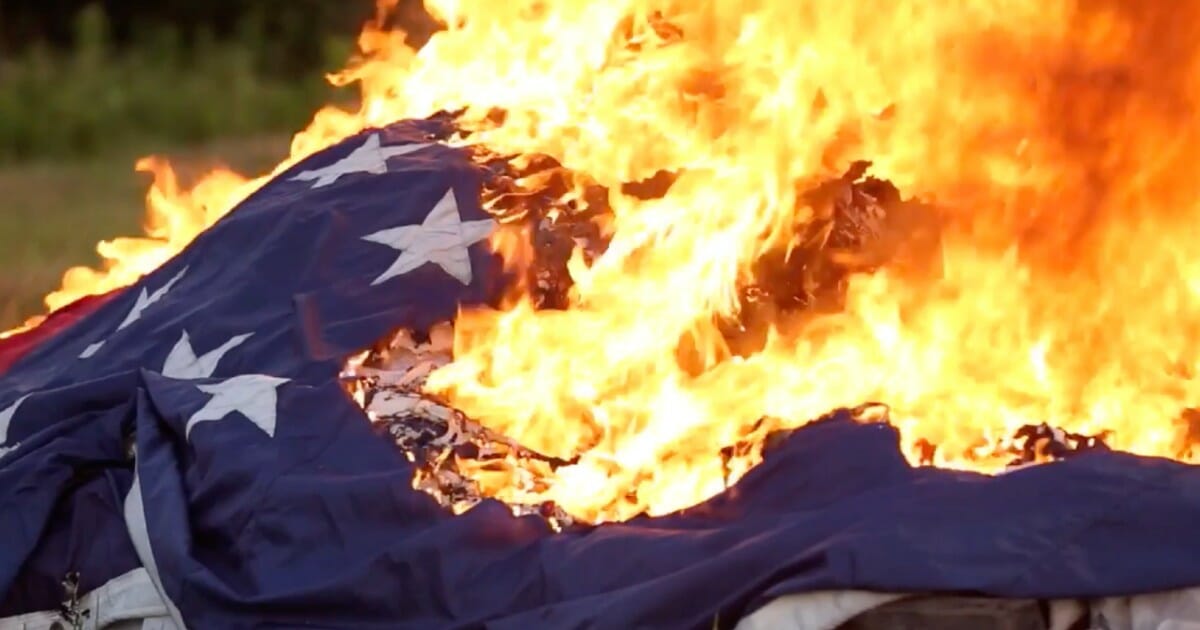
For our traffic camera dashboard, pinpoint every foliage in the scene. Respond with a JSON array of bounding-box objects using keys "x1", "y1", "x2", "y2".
[{"x1": 0, "y1": 4, "x2": 358, "y2": 163}]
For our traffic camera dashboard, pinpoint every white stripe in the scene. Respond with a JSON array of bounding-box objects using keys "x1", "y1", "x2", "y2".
[
  {"x1": 122, "y1": 471, "x2": 186, "y2": 630},
  {"x1": 0, "y1": 567, "x2": 177, "y2": 629}
]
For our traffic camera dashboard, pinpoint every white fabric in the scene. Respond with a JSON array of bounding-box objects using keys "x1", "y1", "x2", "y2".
[
  {"x1": 161, "y1": 330, "x2": 252, "y2": 380},
  {"x1": 4, "y1": 558, "x2": 1200, "y2": 630},
  {"x1": 0, "y1": 395, "x2": 29, "y2": 462},
  {"x1": 734, "y1": 590, "x2": 905, "y2": 630},
  {"x1": 80, "y1": 267, "x2": 188, "y2": 359},
  {"x1": 0, "y1": 568, "x2": 177, "y2": 629},
  {"x1": 1087, "y1": 588, "x2": 1200, "y2": 630},
  {"x1": 184, "y1": 374, "x2": 288, "y2": 440},
  {"x1": 1048, "y1": 599, "x2": 1089, "y2": 630},
  {"x1": 737, "y1": 587, "x2": 1200, "y2": 630},
  {"x1": 288, "y1": 133, "x2": 432, "y2": 188},
  {"x1": 122, "y1": 472, "x2": 185, "y2": 630},
  {"x1": 360, "y1": 187, "x2": 496, "y2": 286}
]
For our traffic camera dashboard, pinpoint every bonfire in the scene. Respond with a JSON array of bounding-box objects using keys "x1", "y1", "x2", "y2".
[{"x1": 8, "y1": 0, "x2": 1200, "y2": 527}]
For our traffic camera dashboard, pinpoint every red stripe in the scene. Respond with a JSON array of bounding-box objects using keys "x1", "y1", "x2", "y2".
[{"x1": 0, "y1": 291, "x2": 119, "y2": 375}]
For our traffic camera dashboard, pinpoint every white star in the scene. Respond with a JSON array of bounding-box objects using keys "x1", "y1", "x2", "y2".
[
  {"x1": 362, "y1": 188, "x2": 497, "y2": 286},
  {"x1": 80, "y1": 266, "x2": 189, "y2": 359},
  {"x1": 289, "y1": 133, "x2": 433, "y2": 188},
  {"x1": 162, "y1": 330, "x2": 253, "y2": 379},
  {"x1": 186, "y1": 375, "x2": 289, "y2": 441},
  {"x1": 119, "y1": 266, "x2": 188, "y2": 330},
  {"x1": 0, "y1": 395, "x2": 29, "y2": 459}
]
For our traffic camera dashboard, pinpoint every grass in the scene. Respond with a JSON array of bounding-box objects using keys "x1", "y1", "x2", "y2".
[
  {"x1": 0, "y1": 6, "x2": 360, "y2": 330},
  {"x1": 0, "y1": 135, "x2": 291, "y2": 330},
  {"x1": 0, "y1": 4, "x2": 353, "y2": 164}
]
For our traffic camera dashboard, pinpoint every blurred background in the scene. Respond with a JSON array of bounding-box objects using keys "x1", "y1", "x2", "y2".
[{"x1": 0, "y1": 1, "x2": 435, "y2": 329}]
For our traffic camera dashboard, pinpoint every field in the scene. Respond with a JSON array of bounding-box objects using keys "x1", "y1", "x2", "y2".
[
  {"x1": 0, "y1": 5, "x2": 358, "y2": 331},
  {"x1": 0, "y1": 136, "x2": 290, "y2": 330}
]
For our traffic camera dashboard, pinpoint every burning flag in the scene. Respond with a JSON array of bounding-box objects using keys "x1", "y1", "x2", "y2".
[
  {"x1": 1, "y1": 117, "x2": 1200, "y2": 629},
  {"x1": 7, "y1": 0, "x2": 1200, "y2": 627}
]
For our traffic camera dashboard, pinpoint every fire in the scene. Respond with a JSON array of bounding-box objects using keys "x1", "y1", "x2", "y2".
[{"x1": 11, "y1": 0, "x2": 1200, "y2": 522}]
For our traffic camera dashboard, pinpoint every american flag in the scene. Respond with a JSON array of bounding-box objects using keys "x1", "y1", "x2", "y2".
[{"x1": 2, "y1": 118, "x2": 1200, "y2": 629}]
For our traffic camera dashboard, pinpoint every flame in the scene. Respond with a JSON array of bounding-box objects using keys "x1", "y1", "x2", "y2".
[{"x1": 11, "y1": 0, "x2": 1200, "y2": 522}]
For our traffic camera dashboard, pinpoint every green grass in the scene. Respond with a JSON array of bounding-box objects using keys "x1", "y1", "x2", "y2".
[
  {"x1": 0, "y1": 4, "x2": 353, "y2": 163},
  {"x1": 0, "y1": 5, "x2": 361, "y2": 330},
  {"x1": 0, "y1": 135, "x2": 291, "y2": 330}
]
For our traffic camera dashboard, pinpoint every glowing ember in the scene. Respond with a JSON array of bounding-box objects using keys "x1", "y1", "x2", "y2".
[{"x1": 10, "y1": 0, "x2": 1200, "y2": 522}]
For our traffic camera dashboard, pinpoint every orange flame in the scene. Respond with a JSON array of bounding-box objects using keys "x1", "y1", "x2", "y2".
[{"x1": 11, "y1": 0, "x2": 1200, "y2": 522}]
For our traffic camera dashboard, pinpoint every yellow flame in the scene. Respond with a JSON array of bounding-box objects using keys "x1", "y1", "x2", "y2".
[{"x1": 11, "y1": 0, "x2": 1200, "y2": 522}]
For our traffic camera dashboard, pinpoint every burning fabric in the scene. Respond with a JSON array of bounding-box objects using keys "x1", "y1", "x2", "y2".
[
  {"x1": 326, "y1": 113, "x2": 1089, "y2": 524},
  {"x1": 329, "y1": 123, "x2": 949, "y2": 523},
  {"x1": 343, "y1": 324, "x2": 578, "y2": 526},
  {"x1": 8, "y1": 0, "x2": 1200, "y2": 627},
  {"x1": 2, "y1": 118, "x2": 1200, "y2": 630}
]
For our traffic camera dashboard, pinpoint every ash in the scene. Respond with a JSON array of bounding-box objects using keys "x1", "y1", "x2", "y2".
[{"x1": 341, "y1": 324, "x2": 578, "y2": 529}]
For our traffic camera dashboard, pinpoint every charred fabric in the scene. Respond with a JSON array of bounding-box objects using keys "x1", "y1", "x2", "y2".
[{"x1": 337, "y1": 111, "x2": 1112, "y2": 527}]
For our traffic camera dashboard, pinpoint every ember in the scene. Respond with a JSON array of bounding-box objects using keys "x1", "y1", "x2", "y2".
[{"x1": 13, "y1": 1, "x2": 1200, "y2": 523}]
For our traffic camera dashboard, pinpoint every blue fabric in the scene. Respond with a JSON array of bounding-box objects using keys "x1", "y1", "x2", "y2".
[{"x1": 3, "y1": 119, "x2": 1200, "y2": 628}]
